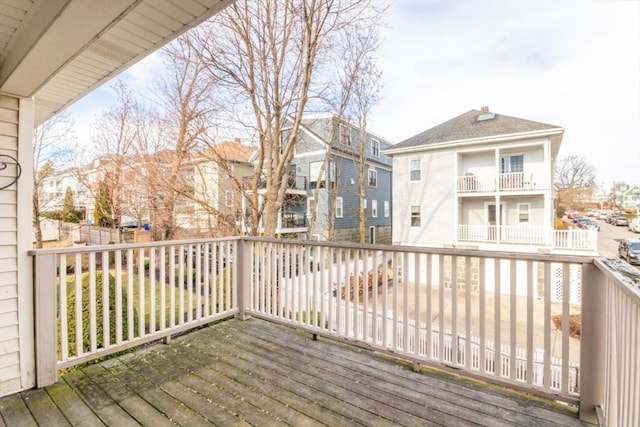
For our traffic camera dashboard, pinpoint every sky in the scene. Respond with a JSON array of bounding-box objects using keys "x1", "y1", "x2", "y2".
[{"x1": 68, "y1": 0, "x2": 640, "y2": 187}]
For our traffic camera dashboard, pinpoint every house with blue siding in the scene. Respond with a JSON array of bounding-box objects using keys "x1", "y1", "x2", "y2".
[{"x1": 288, "y1": 114, "x2": 393, "y2": 243}]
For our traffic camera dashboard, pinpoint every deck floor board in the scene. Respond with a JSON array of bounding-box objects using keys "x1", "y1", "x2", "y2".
[{"x1": 0, "y1": 318, "x2": 588, "y2": 426}]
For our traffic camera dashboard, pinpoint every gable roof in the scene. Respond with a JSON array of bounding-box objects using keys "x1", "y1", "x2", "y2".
[{"x1": 387, "y1": 109, "x2": 564, "y2": 155}]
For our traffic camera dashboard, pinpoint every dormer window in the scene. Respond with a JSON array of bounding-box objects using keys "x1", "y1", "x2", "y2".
[{"x1": 339, "y1": 123, "x2": 351, "y2": 146}]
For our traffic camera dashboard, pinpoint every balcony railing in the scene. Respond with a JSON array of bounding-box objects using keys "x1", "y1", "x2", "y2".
[
  {"x1": 458, "y1": 225, "x2": 598, "y2": 252},
  {"x1": 458, "y1": 172, "x2": 539, "y2": 193},
  {"x1": 31, "y1": 238, "x2": 640, "y2": 425}
]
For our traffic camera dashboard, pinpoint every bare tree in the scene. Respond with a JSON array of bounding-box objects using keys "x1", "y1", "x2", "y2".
[
  {"x1": 139, "y1": 33, "x2": 220, "y2": 240},
  {"x1": 90, "y1": 80, "x2": 140, "y2": 230},
  {"x1": 554, "y1": 155, "x2": 597, "y2": 211},
  {"x1": 343, "y1": 25, "x2": 383, "y2": 243},
  {"x1": 32, "y1": 112, "x2": 74, "y2": 248},
  {"x1": 193, "y1": 0, "x2": 386, "y2": 237}
]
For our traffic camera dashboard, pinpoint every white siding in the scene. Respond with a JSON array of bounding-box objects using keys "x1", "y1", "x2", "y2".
[
  {"x1": 0, "y1": 96, "x2": 21, "y2": 395},
  {"x1": 0, "y1": 96, "x2": 35, "y2": 397},
  {"x1": 392, "y1": 151, "x2": 456, "y2": 246}
]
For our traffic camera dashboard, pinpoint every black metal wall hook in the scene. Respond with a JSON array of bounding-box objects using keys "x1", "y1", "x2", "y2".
[{"x1": 0, "y1": 154, "x2": 22, "y2": 190}]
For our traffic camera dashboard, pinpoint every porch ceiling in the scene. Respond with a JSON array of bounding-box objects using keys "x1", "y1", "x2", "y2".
[{"x1": 0, "y1": 0, "x2": 233, "y2": 126}]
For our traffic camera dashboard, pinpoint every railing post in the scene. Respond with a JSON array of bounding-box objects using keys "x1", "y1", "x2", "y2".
[
  {"x1": 34, "y1": 252, "x2": 58, "y2": 387},
  {"x1": 235, "y1": 239, "x2": 252, "y2": 320},
  {"x1": 579, "y1": 262, "x2": 606, "y2": 423}
]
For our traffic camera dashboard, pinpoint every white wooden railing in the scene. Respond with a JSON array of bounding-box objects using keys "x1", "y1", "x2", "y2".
[
  {"x1": 590, "y1": 259, "x2": 640, "y2": 427},
  {"x1": 31, "y1": 237, "x2": 640, "y2": 425},
  {"x1": 457, "y1": 172, "x2": 539, "y2": 193},
  {"x1": 457, "y1": 225, "x2": 597, "y2": 252},
  {"x1": 245, "y1": 239, "x2": 586, "y2": 400},
  {"x1": 32, "y1": 238, "x2": 238, "y2": 386}
]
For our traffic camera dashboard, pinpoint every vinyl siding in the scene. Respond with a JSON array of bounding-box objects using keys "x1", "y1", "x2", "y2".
[
  {"x1": 392, "y1": 151, "x2": 456, "y2": 245},
  {"x1": 0, "y1": 95, "x2": 21, "y2": 396}
]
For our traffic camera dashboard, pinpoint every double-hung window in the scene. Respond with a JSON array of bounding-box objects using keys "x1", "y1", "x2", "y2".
[
  {"x1": 371, "y1": 200, "x2": 378, "y2": 218},
  {"x1": 518, "y1": 203, "x2": 530, "y2": 223},
  {"x1": 411, "y1": 206, "x2": 421, "y2": 227},
  {"x1": 335, "y1": 197, "x2": 344, "y2": 218},
  {"x1": 410, "y1": 159, "x2": 421, "y2": 181},
  {"x1": 371, "y1": 139, "x2": 380, "y2": 157},
  {"x1": 339, "y1": 123, "x2": 351, "y2": 146},
  {"x1": 224, "y1": 190, "x2": 234, "y2": 207},
  {"x1": 368, "y1": 168, "x2": 377, "y2": 187},
  {"x1": 500, "y1": 154, "x2": 524, "y2": 173}
]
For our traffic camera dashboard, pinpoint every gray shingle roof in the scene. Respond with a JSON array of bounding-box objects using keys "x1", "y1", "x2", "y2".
[{"x1": 391, "y1": 109, "x2": 563, "y2": 151}]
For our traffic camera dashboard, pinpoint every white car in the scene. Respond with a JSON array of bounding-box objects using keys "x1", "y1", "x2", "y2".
[{"x1": 629, "y1": 217, "x2": 640, "y2": 233}]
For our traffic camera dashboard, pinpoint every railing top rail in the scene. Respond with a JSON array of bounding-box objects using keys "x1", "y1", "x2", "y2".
[
  {"x1": 594, "y1": 257, "x2": 640, "y2": 302},
  {"x1": 29, "y1": 235, "x2": 594, "y2": 264},
  {"x1": 241, "y1": 236, "x2": 594, "y2": 264},
  {"x1": 28, "y1": 236, "x2": 242, "y2": 256}
]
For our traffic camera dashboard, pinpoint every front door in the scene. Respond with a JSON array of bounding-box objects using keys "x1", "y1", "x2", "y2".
[{"x1": 487, "y1": 204, "x2": 503, "y2": 241}]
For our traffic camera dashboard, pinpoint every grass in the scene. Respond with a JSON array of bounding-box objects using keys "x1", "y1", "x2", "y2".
[{"x1": 57, "y1": 267, "x2": 233, "y2": 356}]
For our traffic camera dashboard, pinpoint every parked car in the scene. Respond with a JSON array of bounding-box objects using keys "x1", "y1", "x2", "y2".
[
  {"x1": 614, "y1": 216, "x2": 629, "y2": 227},
  {"x1": 606, "y1": 214, "x2": 622, "y2": 224},
  {"x1": 597, "y1": 211, "x2": 608, "y2": 220},
  {"x1": 579, "y1": 219, "x2": 600, "y2": 231},
  {"x1": 119, "y1": 215, "x2": 138, "y2": 231},
  {"x1": 618, "y1": 238, "x2": 640, "y2": 265},
  {"x1": 629, "y1": 217, "x2": 640, "y2": 233}
]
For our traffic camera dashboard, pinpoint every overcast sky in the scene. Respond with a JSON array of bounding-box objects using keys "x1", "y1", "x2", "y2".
[{"x1": 69, "y1": 0, "x2": 639, "y2": 187}]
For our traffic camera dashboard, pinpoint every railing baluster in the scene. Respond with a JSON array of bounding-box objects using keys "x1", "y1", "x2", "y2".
[
  {"x1": 494, "y1": 258, "x2": 501, "y2": 378},
  {"x1": 509, "y1": 260, "x2": 517, "y2": 381},
  {"x1": 526, "y1": 260, "x2": 534, "y2": 384},
  {"x1": 138, "y1": 248, "x2": 145, "y2": 336},
  {"x1": 561, "y1": 263, "x2": 571, "y2": 394},
  {"x1": 102, "y1": 251, "x2": 109, "y2": 348},
  {"x1": 159, "y1": 247, "x2": 166, "y2": 331},
  {"x1": 115, "y1": 250, "x2": 122, "y2": 344},
  {"x1": 59, "y1": 254, "x2": 68, "y2": 361},
  {"x1": 74, "y1": 253, "x2": 82, "y2": 356}
]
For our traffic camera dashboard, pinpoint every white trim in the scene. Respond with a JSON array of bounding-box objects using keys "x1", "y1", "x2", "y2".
[
  {"x1": 384, "y1": 128, "x2": 565, "y2": 156},
  {"x1": 518, "y1": 202, "x2": 530, "y2": 224},
  {"x1": 18, "y1": 97, "x2": 36, "y2": 391},
  {"x1": 335, "y1": 197, "x2": 343, "y2": 218},
  {"x1": 384, "y1": 200, "x2": 389, "y2": 218},
  {"x1": 371, "y1": 199, "x2": 378, "y2": 218}
]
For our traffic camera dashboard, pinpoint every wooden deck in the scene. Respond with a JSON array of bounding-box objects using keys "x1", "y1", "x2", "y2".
[{"x1": 0, "y1": 318, "x2": 587, "y2": 426}]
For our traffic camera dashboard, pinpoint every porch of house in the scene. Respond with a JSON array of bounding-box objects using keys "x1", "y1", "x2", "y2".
[
  {"x1": 0, "y1": 318, "x2": 586, "y2": 426},
  {"x1": 6, "y1": 237, "x2": 639, "y2": 426}
]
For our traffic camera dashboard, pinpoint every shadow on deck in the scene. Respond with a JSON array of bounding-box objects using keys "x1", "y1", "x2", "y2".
[{"x1": 0, "y1": 318, "x2": 587, "y2": 426}]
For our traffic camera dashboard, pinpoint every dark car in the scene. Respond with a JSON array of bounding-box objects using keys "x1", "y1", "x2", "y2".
[{"x1": 619, "y1": 238, "x2": 640, "y2": 265}]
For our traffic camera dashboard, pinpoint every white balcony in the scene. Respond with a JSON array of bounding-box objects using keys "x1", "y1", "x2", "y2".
[
  {"x1": 458, "y1": 172, "x2": 541, "y2": 193},
  {"x1": 458, "y1": 225, "x2": 598, "y2": 252}
]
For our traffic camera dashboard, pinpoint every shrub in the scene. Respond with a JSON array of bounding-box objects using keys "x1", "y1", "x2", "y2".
[{"x1": 60, "y1": 271, "x2": 139, "y2": 357}]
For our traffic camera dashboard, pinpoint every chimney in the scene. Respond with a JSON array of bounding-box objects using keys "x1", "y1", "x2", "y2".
[{"x1": 480, "y1": 106, "x2": 489, "y2": 113}]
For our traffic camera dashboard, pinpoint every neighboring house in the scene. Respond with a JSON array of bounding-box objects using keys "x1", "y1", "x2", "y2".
[
  {"x1": 241, "y1": 114, "x2": 393, "y2": 243},
  {"x1": 386, "y1": 107, "x2": 593, "y2": 254},
  {"x1": 39, "y1": 141, "x2": 254, "y2": 236},
  {"x1": 620, "y1": 185, "x2": 640, "y2": 211},
  {"x1": 39, "y1": 167, "x2": 85, "y2": 212},
  {"x1": 186, "y1": 141, "x2": 255, "y2": 234},
  {"x1": 294, "y1": 114, "x2": 393, "y2": 243}
]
